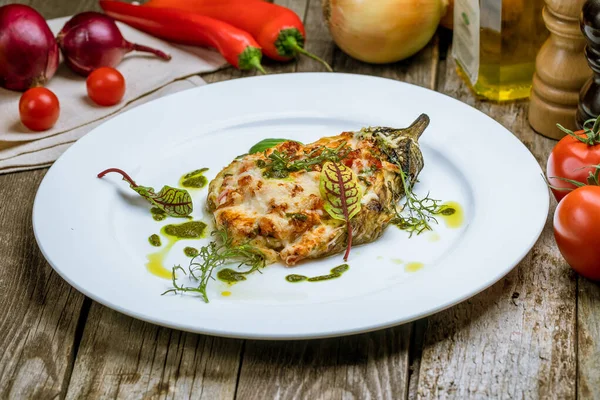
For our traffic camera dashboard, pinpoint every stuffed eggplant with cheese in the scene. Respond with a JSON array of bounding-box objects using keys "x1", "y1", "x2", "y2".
[{"x1": 207, "y1": 114, "x2": 429, "y2": 266}]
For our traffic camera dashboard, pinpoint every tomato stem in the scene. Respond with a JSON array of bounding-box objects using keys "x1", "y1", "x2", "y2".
[{"x1": 557, "y1": 114, "x2": 600, "y2": 145}]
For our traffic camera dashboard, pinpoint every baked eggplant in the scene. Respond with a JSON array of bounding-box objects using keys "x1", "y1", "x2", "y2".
[{"x1": 207, "y1": 114, "x2": 429, "y2": 265}]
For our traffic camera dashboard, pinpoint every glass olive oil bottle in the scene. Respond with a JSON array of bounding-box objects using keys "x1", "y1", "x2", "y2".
[{"x1": 452, "y1": 0, "x2": 548, "y2": 101}]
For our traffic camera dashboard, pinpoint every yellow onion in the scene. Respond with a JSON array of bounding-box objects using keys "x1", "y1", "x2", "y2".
[
  {"x1": 323, "y1": 0, "x2": 447, "y2": 64},
  {"x1": 440, "y1": 0, "x2": 454, "y2": 30}
]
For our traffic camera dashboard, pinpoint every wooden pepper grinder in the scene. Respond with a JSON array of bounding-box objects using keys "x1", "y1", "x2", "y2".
[
  {"x1": 576, "y1": 0, "x2": 600, "y2": 128},
  {"x1": 529, "y1": 0, "x2": 591, "y2": 139}
]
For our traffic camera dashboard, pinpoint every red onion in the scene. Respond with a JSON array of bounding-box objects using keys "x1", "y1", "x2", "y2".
[
  {"x1": 0, "y1": 5, "x2": 59, "y2": 92},
  {"x1": 56, "y1": 12, "x2": 171, "y2": 76}
]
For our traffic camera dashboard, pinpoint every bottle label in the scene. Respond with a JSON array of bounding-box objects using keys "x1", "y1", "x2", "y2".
[{"x1": 453, "y1": 0, "x2": 480, "y2": 85}]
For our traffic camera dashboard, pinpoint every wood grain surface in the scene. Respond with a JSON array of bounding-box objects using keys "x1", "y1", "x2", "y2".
[
  {"x1": 415, "y1": 40, "x2": 578, "y2": 400},
  {"x1": 578, "y1": 278, "x2": 600, "y2": 400},
  {"x1": 0, "y1": 0, "x2": 598, "y2": 398}
]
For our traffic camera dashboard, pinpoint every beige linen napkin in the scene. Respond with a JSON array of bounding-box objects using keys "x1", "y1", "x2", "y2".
[{"x1": 0, "y1": 16, "x2": 227, "y2": 174}]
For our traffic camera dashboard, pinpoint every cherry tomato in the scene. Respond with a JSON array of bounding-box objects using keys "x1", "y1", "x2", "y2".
[
  {"x1": 547, "y1": 127, "x2": 600, "y2": 202},
  {"x1": 554, "y1": 185, "x2": 600, "y2": 281},
  {"x1": 19, "y1": 87, "x2": 60, "y2": 131},
  {"x1": 86, "y1": 67, "x2": 126, "y2": 106}
]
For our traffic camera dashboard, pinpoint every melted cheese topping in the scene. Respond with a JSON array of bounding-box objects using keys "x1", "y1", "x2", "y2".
[{"x1": 207, "y1": 132, "x2": 398, "y2": 266}]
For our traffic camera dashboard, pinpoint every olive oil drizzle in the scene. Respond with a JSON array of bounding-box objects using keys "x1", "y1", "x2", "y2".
[
  {"x1": 439, "y1": 201, "x2": 464, "y2": 228},
  {"x1": 146, "y1": 221, "x2": 207, "y2": 279}
]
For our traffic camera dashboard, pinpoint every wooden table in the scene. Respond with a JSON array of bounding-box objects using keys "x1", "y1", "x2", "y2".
[{"x1": 1, "y1": 0, "x2": 599, "y2": 398}]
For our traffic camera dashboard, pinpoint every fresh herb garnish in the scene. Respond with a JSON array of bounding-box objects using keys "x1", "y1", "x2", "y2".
[
  {"x1": 98, "y1": 168, "x2": 193, "y2": 218},
  {"x1": 286, "y1": 212, "x2": 308, "y2": 221},
  {"x1": 359, "y1": 165, "x2": 378, "y2": 175},
  {"x1": 164, "y1": 229, "x2": 266, "y2": 302},
  {"x1": 319, "y1": 161, "x2": 362, "y2": 261},
  {"x1": 248, "y1": 138, "x2": 302, "y2": 154},
  {"x1": 258, "y1": 142, "x2": 351, "y2": 179},
  {"x1": 391, "y1": 168, "x2": 454, "y2": 236}
]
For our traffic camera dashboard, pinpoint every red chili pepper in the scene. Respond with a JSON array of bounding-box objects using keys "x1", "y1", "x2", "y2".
[
  {"x1": 99, "y1": 0, "x2": 265, "y2": 73},
  {"x1": 143, "y1": 0, "x2": 332, "y2": 71}
]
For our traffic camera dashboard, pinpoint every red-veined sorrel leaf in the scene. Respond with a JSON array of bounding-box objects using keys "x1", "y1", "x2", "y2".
[
  {"x1": 98, "y1": 168, "x2": 193, "y2": 217},
  {"x1": 319, "y1": 161, "x2": 362, "y2": 261}
]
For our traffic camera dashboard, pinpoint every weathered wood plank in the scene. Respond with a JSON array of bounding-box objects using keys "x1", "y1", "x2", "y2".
[
  {"x1": 41, "y1": 1, "x2": 292, "y2": 398},
  {"x1": 64, "y1": 70, "x2": 248, "y2": 400},
  {"x1": 234, "y1": 1, "x2": 440, "y2": 400},
  {"x1": 0, "y1": 2, "x2": 100, "y2": 399},
  {"x1": 64, "y1": 304, "x2": 243, "y2": 399},
  {"x1": 1, "y1": 0, "x2": 100, "y2": 18},
  {"x1": 578, "y1": 278, "x2": 600, "y2": 399},
  {"x1": 415, "y1": 39, "x2": 577, "y2": 399},
  {"x1": 294, "y1": 0, "x2": 332, "y2": 73},
  {"x1": 0, "y1": 168, "x2": 86, "y2": 400},
  {"x1": 236, "y1": 326, "x2": 412, "y2": 400}
]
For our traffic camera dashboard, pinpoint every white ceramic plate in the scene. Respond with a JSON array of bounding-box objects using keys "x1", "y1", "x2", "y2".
[{"x1": 33, "y1": 73, "x2": 548, "y2": 340}]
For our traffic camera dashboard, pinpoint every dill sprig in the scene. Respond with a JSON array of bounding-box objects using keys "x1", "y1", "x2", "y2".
[
  {"x1": 163, "y1": 229, "x2": 266, "y2": 302},
  {"x1": 391, "y1": 168, "x2": 455, "y2": 237},
  {"x1": 257, "y1": 142, "x2": 351, "y2": 178}
]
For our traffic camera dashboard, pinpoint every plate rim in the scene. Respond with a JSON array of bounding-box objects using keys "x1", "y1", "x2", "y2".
[{"x1": 32, "y1": 72, "x2": 550, "y2": 340}]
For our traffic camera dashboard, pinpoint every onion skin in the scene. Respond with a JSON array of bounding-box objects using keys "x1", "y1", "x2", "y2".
[
  {"x1": 440, "y1": 0, "x2": 453, "y2": 30},
  {"x1": 323, "y1": 0, "x2": 446, "y2": 64},
  {"x1": 57, "y1": 12, "x2": 171, "y2": 76},
  {"x1": 0, "y1": 4, "x2": 59, "y2": 92}
]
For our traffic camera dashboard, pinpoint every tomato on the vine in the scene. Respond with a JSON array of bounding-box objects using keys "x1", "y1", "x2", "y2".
[
  {"x1": 554, "y1": 185, "x2": 600, "y2": 281},
  {"x1": 86, "y1": 67, "x2": 126, "y2": 107},
  {"x1": 547, "y1": 118, "x2": 600, "y2": 202},
  {"x1": 19, "y1": 87, "x2": 60, "y2": 132}
]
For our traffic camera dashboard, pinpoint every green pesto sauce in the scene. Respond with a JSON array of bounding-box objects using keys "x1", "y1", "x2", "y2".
[
  {"x1": 184, "y1": 246, "x2": 199, "y2": 257},
  {"x1": 285, "y1": 274, "x2": 307, "y2": 283},
  {"x1": 285, "y1": 264, "x2": 349, "y2": 283},
  {"x1": 148, "y1": 234, "x2": 161, "y2": 247},
  {"x1": 146, "y1": 220, "x2": 207, "y2": 280},
  {"x1": 217, "y1": 268, "x2": 248, "y2": 283},
  {"x1": 151, "y1": 207, "x2": 167, "y2": 221},
  {"x1": 331, "y1": 264, "x2": 349, "y2": 274},
  {"x1": 308, "y1": 274, "x2": 339, "y2": 282},
  {"x1": 180, "y1": 168, "x2": 209, "y2": 189},
  {"x1": 161, "y1": 221, "x2": 207, "y2": 239}
]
